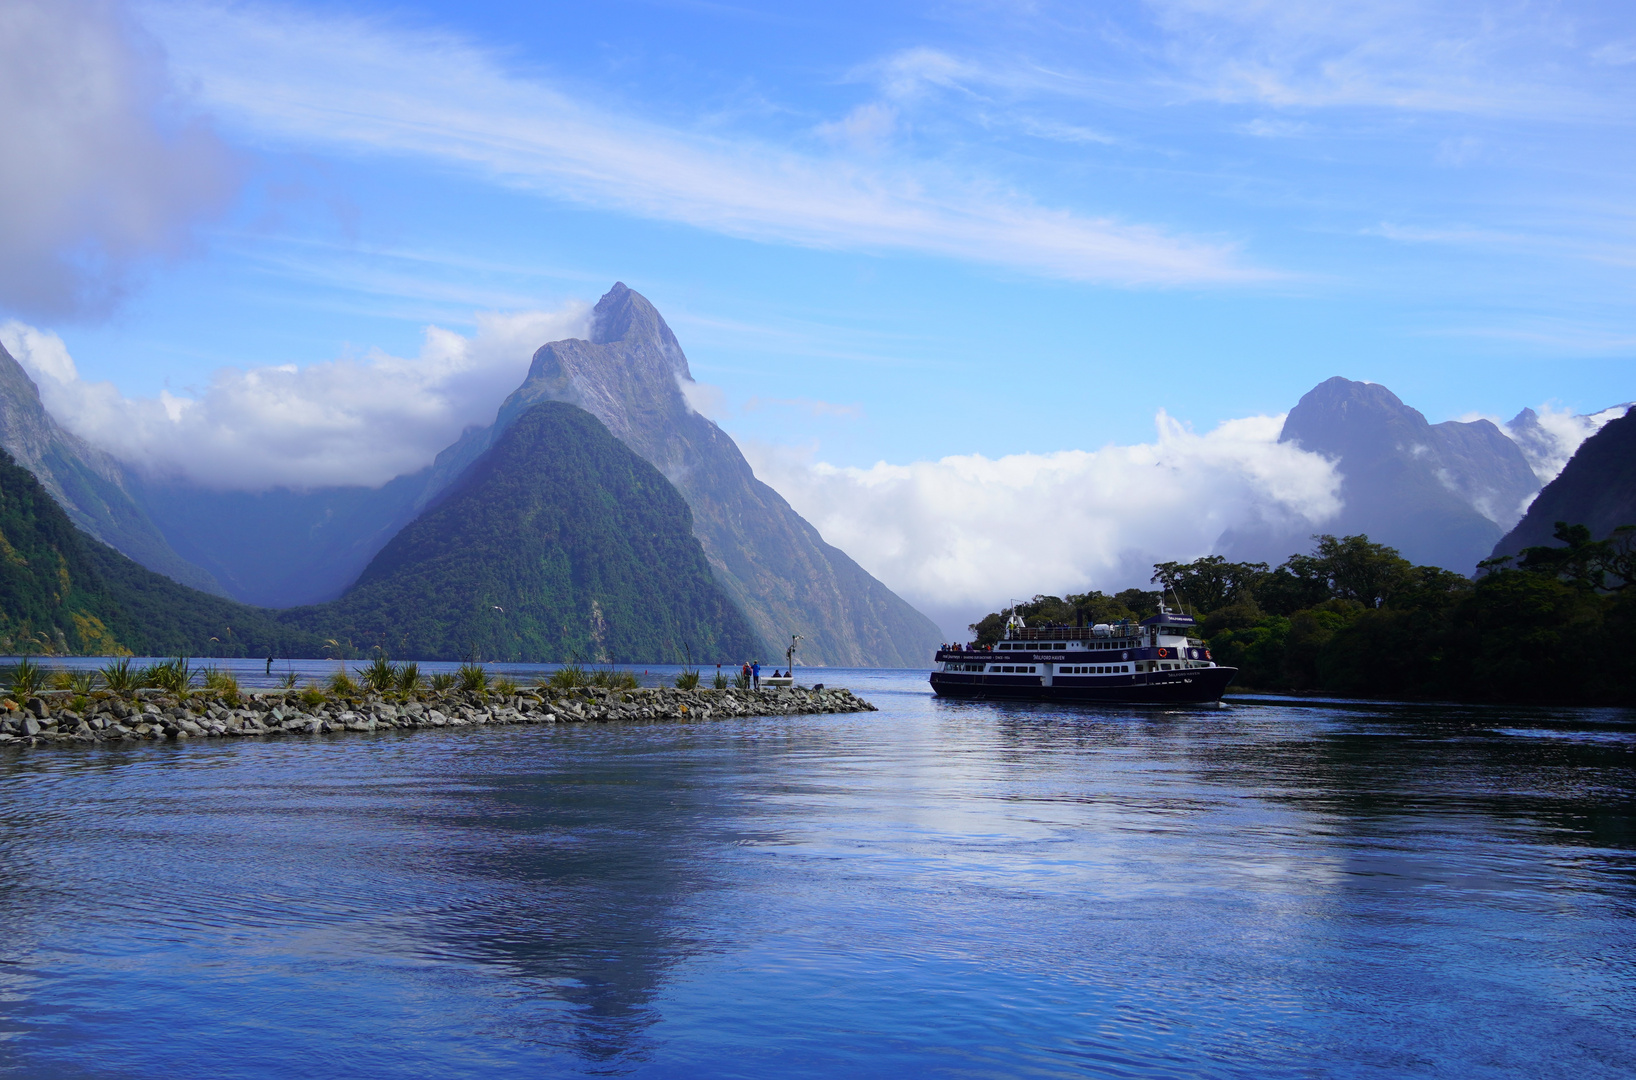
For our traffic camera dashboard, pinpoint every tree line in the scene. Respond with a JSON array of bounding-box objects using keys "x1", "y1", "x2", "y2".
[{"x1": 969, "y1": 525, "x2": 1636, "y2": 705}]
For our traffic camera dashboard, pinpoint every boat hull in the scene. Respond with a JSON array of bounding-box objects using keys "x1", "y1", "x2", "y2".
[{"x1": 930, "y1": 666, "x2": 1237, "y2": 705}]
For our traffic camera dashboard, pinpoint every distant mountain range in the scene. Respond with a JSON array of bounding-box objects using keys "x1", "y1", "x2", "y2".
[
  {"x1": 1220, "y1": 376, "x2": 1627, "y2": 573},
  {"x1": 0, "y1": 286, "x2": 944, "y2": 666}
]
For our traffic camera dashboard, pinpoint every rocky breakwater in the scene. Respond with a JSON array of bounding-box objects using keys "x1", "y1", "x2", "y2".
[{"x1": 0, "y1": 684, "x2": 877, "y2": 750}]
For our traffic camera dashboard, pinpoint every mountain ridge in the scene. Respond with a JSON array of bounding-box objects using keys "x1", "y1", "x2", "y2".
[
  {"x1": 1491, "y1": 408, "x2": 1636, "y2": 562},
  {"x1": 1219, "y1": 376, "x2": 1541, "y2": 573}
]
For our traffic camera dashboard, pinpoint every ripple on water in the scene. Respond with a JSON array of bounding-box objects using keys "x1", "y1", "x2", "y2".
[{"x1": 0, "y1": 678, "x2": 1633, "y2": 1079}]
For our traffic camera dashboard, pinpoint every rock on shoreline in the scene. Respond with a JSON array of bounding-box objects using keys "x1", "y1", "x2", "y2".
[{"x1": 0, "y1": 685, "x2": 878, "y2": 750}]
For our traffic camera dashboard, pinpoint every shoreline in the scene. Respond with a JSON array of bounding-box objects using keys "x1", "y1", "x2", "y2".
[{"x1": 0, "y1": 685, "x2": 878, "y2": 750}]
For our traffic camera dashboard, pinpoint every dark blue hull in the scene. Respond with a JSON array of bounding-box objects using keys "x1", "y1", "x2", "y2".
[{"x1": 930, "y1": 666, "x2": 1237, "y2": 705}]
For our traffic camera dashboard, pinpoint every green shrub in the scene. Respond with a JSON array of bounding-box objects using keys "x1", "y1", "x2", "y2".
[
  {"x1": 674, "y1": 669, "x2": 701, "y2": 690},
  {"x1": 359, "y1": 655, "x2": 398, "y2": 693},
  {"x1": 150, "y1": 657, "x2": 197, "y2": 697},
  {"x1": 6, "y1": 656, "x2": 44, "y2": 699},
  {"x1": 69, "y1": 669, "x2": 98, "y2": 695},
  {"x1": 328, "y1": 669, "x2": 359, "y2": 697},
  {"x1": 429, "y1": 672, "x2": 456, "y2": 692},
  {"x1": 49, "y1": 668, "x2": 74, "y2": 691},
  {"x1": 396, "y1": 662, "x2": 422, "y2": 692},
  {"x1": 202, "y1": 667, "x2": 240, "y2": 701},
  {"x1": 100, "y1": 657, "x2": 139, "y2": 693},
  {"x1": 279, "y1": 671, "x2": 301, "y2": 689},
  {"x1": 712, "y1": 672, "x2": 728, "y2": 689},
  {"x1": 733, "y1": 669, "x2": 750, "y2": 690},
  {"x1": 587, "y1": 667, "x2": 637, "y2": 689},
  {"x1": 457, "y1": 662, "x2": 488, "y2": 693},
  {"x1": 543, "y1": 663, "x2": 586, "y2": 690},
  {"x1": 493, "y1": 676, "x2": 519, "y2": 695},
  {"x1": 300, "y1": 683, "x2": 326, "y2": 708}
]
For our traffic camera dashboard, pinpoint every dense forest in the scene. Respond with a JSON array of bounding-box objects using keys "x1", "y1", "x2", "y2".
[{"x1": 970, "y1": 528, "x2": 1636, "y2": 706}]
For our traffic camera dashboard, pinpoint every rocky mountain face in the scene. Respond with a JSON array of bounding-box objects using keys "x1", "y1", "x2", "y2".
[
  {"x1": 479, "y1": 283, "x2": 944, "y2": 667},
  {"x1": 1220, "y1": 377, "x2": 1542, "y2": 573},
  {"x1": 0, "y1": 342, "x2": 225, "y2": 596},
  {"x1": 289, "y1": 401, "x2": 760, "y2": 663},
  {"x1": 1491, "y1": 409, "x2": 1636, "y2": 561}
]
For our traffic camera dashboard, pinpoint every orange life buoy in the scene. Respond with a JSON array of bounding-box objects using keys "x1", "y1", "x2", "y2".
[{"x1": 1156, "y1": 648, "x2": 1169, "y2": 658}]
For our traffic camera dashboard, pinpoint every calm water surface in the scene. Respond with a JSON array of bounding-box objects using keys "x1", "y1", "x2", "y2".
[{"x1": 1, "y1": 669, "x2": 1632, "y2": 1078}]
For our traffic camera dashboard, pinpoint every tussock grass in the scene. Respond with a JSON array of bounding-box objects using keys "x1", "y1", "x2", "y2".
[
  {"x1": 456, "y1": 663, "x2": 488, "y2": 693},
  {"x1": 327, "y1": 670, "x2": 359, "y2": 697},
  {"x1": 429, "y1": 672, "x2": 456, "y2": 692},
  {"x1": 588, "y1": 667, "x2": 638, "y2": 690},
  {"x1": 100, "y1": 657, "x2": 139, "y2": 693},
  {"x1": 202, "y1": 667, "x2": 240, "y2": 701},
  {"x1": 395, "y1": 663, "x2": 422, "y2": 692},
  {"x1": 359, "y1": 655, "x2": 398, "y2": 693},
  {"x1": 150, "y1": 657, "x2": 197, "y2": 697},
  {"x1": 6, "y1": 656, "x2": 44, "y2": 699},
  {"x1": 543, "y1": 663, "x2": 586, "y2": 690}
]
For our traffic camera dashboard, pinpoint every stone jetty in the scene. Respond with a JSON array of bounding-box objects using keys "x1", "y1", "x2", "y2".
[{"x1": 0, "y1": 685, "x2": 877, "y2": 750}]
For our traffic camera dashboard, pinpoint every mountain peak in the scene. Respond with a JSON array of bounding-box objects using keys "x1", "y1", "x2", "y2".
[{"x1": 589, "y1": 281, "x2": 679, "y2": 354}]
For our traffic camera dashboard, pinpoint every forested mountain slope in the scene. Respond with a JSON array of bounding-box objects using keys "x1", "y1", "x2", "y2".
[{"x1": 286, "y1": 402, "x2": 760, "y2": 663}]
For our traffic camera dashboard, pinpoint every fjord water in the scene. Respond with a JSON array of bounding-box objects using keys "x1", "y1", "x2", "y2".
[{"x1": 1, "y1": 671, "x2": 1631, "y2": 1079}]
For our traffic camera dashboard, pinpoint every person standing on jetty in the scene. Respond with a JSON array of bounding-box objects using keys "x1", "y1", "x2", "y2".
[{"x1": 752, "y1": 661, "x2": 761, "y2": 689}]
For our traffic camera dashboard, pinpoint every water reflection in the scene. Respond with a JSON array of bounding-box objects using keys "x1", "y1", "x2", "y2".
[{"x1": 0, "y1": 677, "x2": 1631, "y2": 1078}]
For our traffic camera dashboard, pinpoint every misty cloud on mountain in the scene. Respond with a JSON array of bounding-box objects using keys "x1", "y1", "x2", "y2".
[
  {"x1": 745, "y1": 412, "x2": 1343, "y2": 637},
  {"x1": 0, "y1": 304, "x2": 588, "y2": 490}
]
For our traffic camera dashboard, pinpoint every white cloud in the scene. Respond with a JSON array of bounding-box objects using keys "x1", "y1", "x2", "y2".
[
  {"x1": 0, "y1": 0, "x2": 237, "y2": 317},
  {"x1": 136, "y1": 2, "x2": 1265, "y2": 287},
  {"x1": 1506, "y1": 402, "x2": 1632, "y2": 483},
  {"x1": 744, "y1": 412, "x2": 1341, "y2": 636},
  {"x1": 0, "y1": 304, "x2": 589, "y2": 490}
]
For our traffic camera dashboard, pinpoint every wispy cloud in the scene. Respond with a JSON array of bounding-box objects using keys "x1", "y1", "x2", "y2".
[
  {"x1": 1146, "y1": 0, "x2": 1632, "y2": 119},
  {"x1": 139, "y1": 2, "x2": 1266, "y2": 287}
]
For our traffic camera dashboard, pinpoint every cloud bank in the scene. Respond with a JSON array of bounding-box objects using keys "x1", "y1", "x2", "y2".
[
  {"x1": 0, "y1": 0, "x2": 237, "y2": 318},
  {"x1": 0, "y1": 304, "x2": 588, "y2": 490},
  {"x1": 1507, "y1": 402, "x2": 1632, "y2": 484},
  {"x1": 744, "y1": 413, "x2": 1343, "y2": 636},
  {"x1": 138, "y1": 2, "x2": 1264, "y2": 287}
]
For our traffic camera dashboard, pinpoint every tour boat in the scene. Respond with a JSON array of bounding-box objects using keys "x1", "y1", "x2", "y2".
[{"x1": 929, "y1": 603, "x2": 1237, "y2": 705}]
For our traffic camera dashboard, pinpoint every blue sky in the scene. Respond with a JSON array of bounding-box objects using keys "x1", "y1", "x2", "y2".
[{"x1": 3, "y1": 0, "x2": 1634, "y2": 628}]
